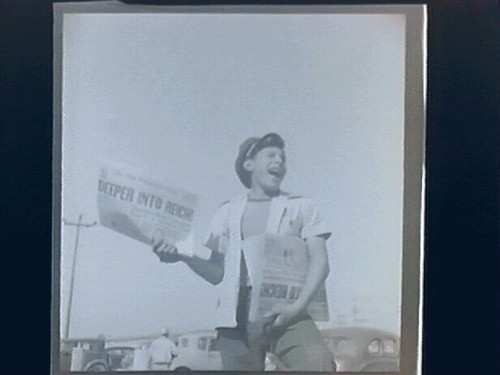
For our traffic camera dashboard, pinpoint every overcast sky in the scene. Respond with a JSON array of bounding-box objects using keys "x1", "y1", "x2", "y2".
[{"x1": 60, "y1": 11, "x2": 406, "y2": 339}]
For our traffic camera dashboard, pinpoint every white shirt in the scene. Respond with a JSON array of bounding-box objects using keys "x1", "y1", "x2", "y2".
[
  {"x1": 148, "y1": 336, "x2": 177, "y2": 364},
  {"x1": 204, "y1": 192, "x2": 331, "y2": 328}
]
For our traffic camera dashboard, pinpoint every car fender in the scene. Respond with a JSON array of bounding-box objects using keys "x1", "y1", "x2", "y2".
[
  {"x1": 171, "y1": 356, "x2": 188, "y2": 369},
  {"x1": 83, "y1": 359, "x2": 108, "y2": 371}
]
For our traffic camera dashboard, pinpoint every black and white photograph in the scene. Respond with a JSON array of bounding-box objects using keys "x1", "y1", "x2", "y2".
[{"x1": 53, "y1": 3, "x2": 426, "y2": 373}]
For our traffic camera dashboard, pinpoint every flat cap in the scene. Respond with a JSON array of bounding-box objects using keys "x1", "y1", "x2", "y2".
[{"x1": 235, "y1": 133, "x2": 285, "y2": 188}]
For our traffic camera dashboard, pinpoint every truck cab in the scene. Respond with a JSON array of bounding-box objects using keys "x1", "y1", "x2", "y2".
[
  {"x1": 171, "y1": 330, "x2": 222, "y2": 371},
  {"x1": 60, "y1": 337, "x2": 108, "y2": 371}
]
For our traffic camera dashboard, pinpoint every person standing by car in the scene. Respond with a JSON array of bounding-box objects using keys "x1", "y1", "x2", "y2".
[
  {"x1": 148, "y1": 327, "x2": 178, "y2": 370},
  {"x1": 152, "y1": 133, "x2": 334, "y2": 371}
]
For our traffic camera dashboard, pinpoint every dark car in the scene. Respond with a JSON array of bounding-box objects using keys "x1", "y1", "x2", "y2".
[
  {"x1": 321, "y1": 326, "x2": 400, "y2": 372},
  {"x1": 105, "y1": 346, "x2": 136, "y2": 371}
]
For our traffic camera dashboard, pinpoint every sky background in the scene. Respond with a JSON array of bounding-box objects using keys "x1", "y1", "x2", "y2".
[{"x1": 60, "y1": 12, "x2": 406, "y2": 339}]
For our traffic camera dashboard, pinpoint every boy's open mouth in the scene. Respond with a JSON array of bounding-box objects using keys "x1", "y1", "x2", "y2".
[{"x1": 268, "y1": 167, "x2": 285, "y2": 178}]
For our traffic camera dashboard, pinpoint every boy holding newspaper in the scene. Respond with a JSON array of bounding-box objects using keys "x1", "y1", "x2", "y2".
[{"x1": 152, "y1": 133, "x2": 334, "y2": 371}]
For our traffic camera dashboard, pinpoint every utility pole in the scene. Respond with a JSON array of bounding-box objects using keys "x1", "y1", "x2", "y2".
[{"x1": 63, "y1": 214, "x2": 97, "y2": 339}]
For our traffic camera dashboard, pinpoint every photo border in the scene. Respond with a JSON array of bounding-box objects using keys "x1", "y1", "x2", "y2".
[{"x1": 52, "y1": 3, "x2": 426, "y2": 374}]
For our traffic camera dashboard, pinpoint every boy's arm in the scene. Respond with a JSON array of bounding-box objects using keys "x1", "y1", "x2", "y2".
[
  {"x1": 265, "y1": 234, "x2": 330, "y2": 327},
  {"x1": 153, "y1": 240, "x2": 224, "y2": 285},
  {"x1": 183, "y1": 251, "x2": 224, "y2": 285},
  {"x1": 294, "y1": 235, "x2": 330, "y2": 310}
]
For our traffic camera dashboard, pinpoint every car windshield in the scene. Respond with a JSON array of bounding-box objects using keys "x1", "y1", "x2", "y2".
[
  {"x1": 325, "y1": 337, "x2": 357, "y2": 356},
  {"x1": 198, "y1": 337, "x2": 208, "y2": 351},
  {"x1": 208, "y1": 339, "x2": 218, "y2": 351},
  {"x1": 89, "y1": 341, "x2": 105, "y2": 351}
]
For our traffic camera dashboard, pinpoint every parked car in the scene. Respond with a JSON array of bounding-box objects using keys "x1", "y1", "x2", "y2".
[
  {"x1": 321, "y1": 326, "x2": 400, "y2": 372},
  {"x1": 60, "y1": 337, "x2": 135, "y2": 372},
  {"x1": 60, "y1": 337, "x2": 108, "y2": 371},
  {"x1": 105, "y1": 346, "x2": 136, "y2": 371},
  {"x1": 169, "y1": 330, "x2": 325, "y2": 372},
  {"x1": 171, "y1": 330, "x2": 223, "y2": 371}
]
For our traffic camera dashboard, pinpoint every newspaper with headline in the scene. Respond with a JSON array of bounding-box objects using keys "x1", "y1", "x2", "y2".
[
  {"x1": 96, "y1": 162, "x2": 197, "y2": 256},
  {"x1": 243, "y1": 233, "x2": 329, "y2": 323}
]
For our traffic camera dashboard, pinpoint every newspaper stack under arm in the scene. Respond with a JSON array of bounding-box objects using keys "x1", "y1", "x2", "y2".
[{"x1": 242, "y1": 233, "x2": 329, "y2": 323}]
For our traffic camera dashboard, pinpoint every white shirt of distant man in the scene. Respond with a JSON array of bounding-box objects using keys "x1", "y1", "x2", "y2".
[{"x1": 148, "y1": 328, "x2": 177, "y2": 370}]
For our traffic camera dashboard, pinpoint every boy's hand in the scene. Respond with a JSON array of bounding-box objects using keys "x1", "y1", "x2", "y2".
[
  {"x1": 152, "y1": 239, "x2": 185, "y2": 263},
  {"x1": 263, "y1": 302, "x2": 304, "y2": 329}
]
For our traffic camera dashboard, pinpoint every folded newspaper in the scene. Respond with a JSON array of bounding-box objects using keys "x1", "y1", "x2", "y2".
[
  {"x1": 96, "y1": 162, "x2": 197, "y2": 256},
  {"x1": 242, "y1": 234, "x2": 329, "y2": 322}
]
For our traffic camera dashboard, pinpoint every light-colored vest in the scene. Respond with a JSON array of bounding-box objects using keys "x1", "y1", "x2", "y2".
[{"x1": 213, "y1": 193, "x2": 326, "y2": 328}]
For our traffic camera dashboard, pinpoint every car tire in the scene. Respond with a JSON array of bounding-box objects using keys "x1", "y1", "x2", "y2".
[
  {"x1": 362, "y1": 362, "x2": 398, "y2": 372},
  {"x1": 174, "y1": 367, "x2": 191, "y2": 372},
  {"x1": 85, "y1": 362, "x2": 107, "y2": 371}
]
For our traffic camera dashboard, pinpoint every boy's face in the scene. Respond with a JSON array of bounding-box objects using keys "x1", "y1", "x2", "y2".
[{"x1": 244, "y1": 146, "x2": 287, "y2": 192}]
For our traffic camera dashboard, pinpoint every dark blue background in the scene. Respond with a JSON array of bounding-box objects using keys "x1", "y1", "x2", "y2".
[{"x1": 1, "y1": 1, "x2": 499, "y2": 374}]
